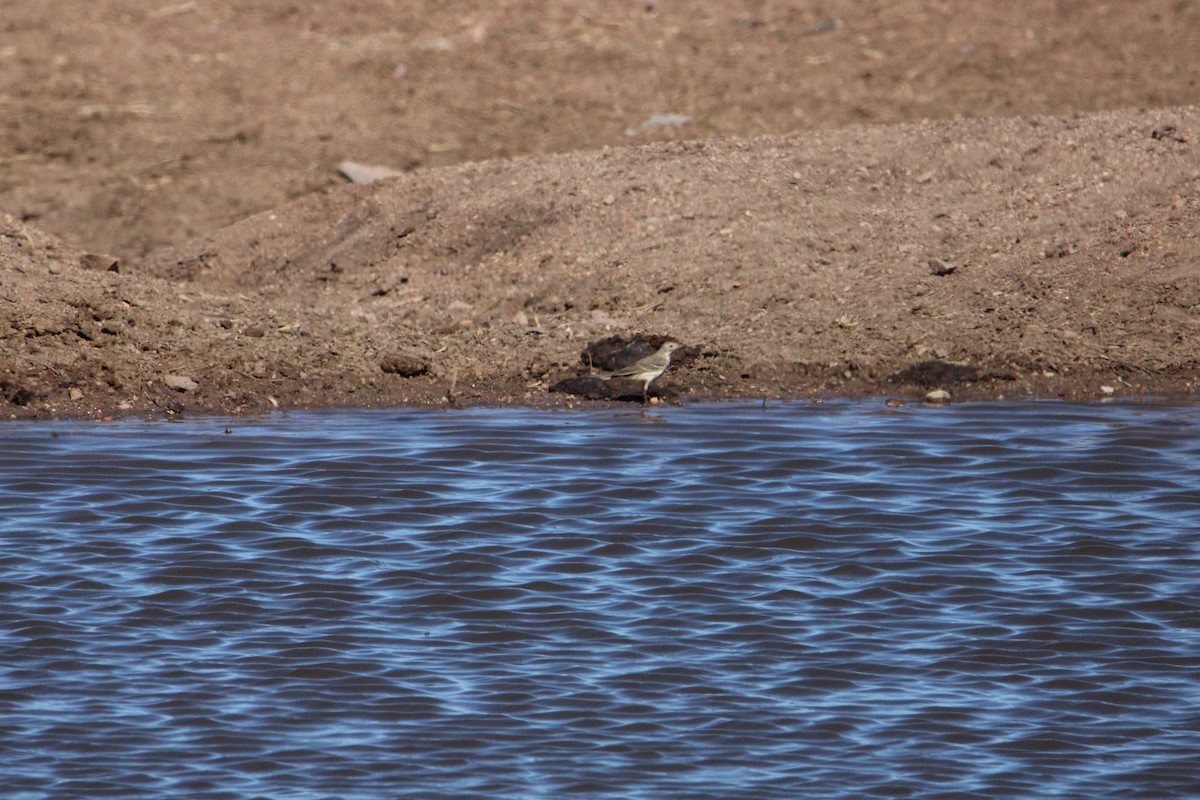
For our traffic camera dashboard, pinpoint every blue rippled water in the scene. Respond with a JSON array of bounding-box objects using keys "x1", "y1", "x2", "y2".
[{"x1": 1, "y1": 401, "x2": 1199, "y2": 799}]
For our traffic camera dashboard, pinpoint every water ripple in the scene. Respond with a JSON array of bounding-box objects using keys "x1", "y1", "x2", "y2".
[{"x1": 1, "y1": 401, "x2": 1199, "y2": 799}]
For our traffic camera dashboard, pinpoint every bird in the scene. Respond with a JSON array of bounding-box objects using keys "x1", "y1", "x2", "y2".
[{"x1": 595, "y1": 341, "x2": 683, "y2": 404}]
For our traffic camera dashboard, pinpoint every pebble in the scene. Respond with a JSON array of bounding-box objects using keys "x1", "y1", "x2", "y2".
[
  {"x1": 164, "y1": 374, "x2": 199, "y2": 392},
  {"x1": 337, "y1": 161, "x2": 403, "y2": 184},
  {"x1": 625, "y1": 113, "x2": 692, "y2": 136},
  {"x1": 380, "y1": 353, "x2": 429, "y2": 378},
  {"x1": 924, "y1": 389, "x2": 951, "y2": 404}
]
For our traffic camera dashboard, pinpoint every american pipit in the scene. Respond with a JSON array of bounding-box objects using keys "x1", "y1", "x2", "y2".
[{"x1": 596, "y1": 341, "x2": 683, "y2": 403}]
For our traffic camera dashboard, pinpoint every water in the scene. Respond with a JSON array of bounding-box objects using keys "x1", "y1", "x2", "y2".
[{"x1": 1, "y1": 401, "x2": 1198, "y2": 800}]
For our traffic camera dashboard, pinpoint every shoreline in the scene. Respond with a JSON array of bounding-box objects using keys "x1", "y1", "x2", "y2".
[{"x1": 7, "y1": 378, "x2": 1198, "y2": 425}]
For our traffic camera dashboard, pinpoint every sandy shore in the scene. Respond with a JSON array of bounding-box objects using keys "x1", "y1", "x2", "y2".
[{"x1": 2, "y1": 2, "x2": 1197, "y2": 419}]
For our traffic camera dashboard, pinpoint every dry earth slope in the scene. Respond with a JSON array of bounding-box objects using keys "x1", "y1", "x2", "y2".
[{"x1": 3, "y1": 107, "x2": 1197, "y2": 418}]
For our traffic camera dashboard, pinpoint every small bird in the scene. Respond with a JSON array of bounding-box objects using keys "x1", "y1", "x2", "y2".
[{"x1": 595, "y1": 341, "x2": 683, "y2": 403}]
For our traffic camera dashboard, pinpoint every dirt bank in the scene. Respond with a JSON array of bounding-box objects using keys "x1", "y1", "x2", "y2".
[{"x1": 2, "y1": 2, "x2": 1198, "y2": 419}]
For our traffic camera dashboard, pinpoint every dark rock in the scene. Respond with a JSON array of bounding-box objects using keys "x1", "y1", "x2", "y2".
[
  {"x1": 580, "y1": 333, "x2": 698, "y2": 371},
  {"x1": 549, "y1": 375, "x2": 619, "y2": 400},
  {"x1": 549, "y1": 374, "x2": 680, "y2": 402}
]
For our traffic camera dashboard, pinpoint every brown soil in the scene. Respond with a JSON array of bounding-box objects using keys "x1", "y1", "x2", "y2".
[{"x1": 2, "y1": 1, "x2": 1199, "y2": 419}]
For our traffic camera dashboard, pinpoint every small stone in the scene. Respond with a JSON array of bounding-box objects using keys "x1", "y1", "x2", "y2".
[
  {"x1": 380, "y1": 352, "x2": 429, "y2": 377},
  {"x1": 1100, "y1": 385, "x2": 1116, "y2": 396},
  {"x1": 164, "y1": 374, "x2": 199, "y2": 392},
  {"x1": 337, "y1": 161, "x2": 403, "y2": 184},
  {"x1": 69, "y1": 387, "x2": 84, "y2": 401},
  {"x1": 30, "y1": 316, "x2": 62, "y2": 336},
  {"x1": 603, "y1": 194, "x2": 616, "y2": 205},
  {"x1": 924, "y1": 389, "x2": 951, "y2": 405}
]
